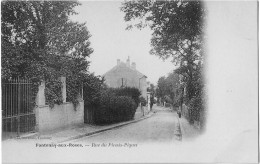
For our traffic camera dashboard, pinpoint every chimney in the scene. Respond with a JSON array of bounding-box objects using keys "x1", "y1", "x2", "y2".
[
  {"x1": 126, "y1": 56, "x2": 130, "y2": 67},
  {"x1": 131, "y1": 62, "x2": 136, "y2": 70},
  {"x1": 117, "y1": 59, "x2": 120, "y2": 66}
]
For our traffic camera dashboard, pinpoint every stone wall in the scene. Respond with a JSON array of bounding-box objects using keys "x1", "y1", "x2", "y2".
[
  {"x1": 35, "y1": 101, "x2": 84, "y2": 133},
  {"x1": 35, "y1": 78, "x2": 84, "y2": 133}
]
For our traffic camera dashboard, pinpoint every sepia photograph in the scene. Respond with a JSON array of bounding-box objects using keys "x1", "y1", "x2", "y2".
[{"x1": 1, "y1": 0, "x2": 258, "y2": 163}]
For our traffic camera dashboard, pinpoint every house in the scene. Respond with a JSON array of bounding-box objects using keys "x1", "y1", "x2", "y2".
[{"x1": 103, "y1": 57, "x2": 148, "y2": 99}]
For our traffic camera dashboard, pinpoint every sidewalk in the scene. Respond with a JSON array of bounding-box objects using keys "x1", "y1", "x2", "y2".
[
  {"x1": 20, "y1": 108, "x2": 154, "y2": 143},
  {"x1": 177, "y1": 114, "x2": 201, "y2": 141}
]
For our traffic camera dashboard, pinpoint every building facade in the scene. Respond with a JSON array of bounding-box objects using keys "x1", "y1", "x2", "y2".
[{"x1": 103, "y1": 57, "x2": 147, "y2": 98}]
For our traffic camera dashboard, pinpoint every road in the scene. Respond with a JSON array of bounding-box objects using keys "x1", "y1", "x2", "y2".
[{"x1": 73, "y1": 106, "x2": 179, "y2": 144}]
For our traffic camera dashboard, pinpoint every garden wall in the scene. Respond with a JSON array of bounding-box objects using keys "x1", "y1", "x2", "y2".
[
  {"x1": 35, "y1": 101, "x2": 84, "y2": 133},
  {"x1": 35, "y1": 78, "x2": 84, "y2": 133}
]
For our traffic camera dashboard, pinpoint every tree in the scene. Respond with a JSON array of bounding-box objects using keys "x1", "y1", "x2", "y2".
[
  {"x1": 155, "y1": 76, "x2": 167, "y2": 103},
  {"x1": 122, "y1": 1, "x2": 206, "y2": 127},
  {"x1": 155, "y1": 72, "x2": 179, "y2": 106},
  {"x1": 121, "y1": 0, "x2": 205, "y2": 101},
  {"x1": 165, "y1": 72, "x2": 180, "y2": 106},
  {"x1": 147, "y1": 83, "x2": 155, "y2": 96},
  {"x1": 1, "y1": 1, "x2": 96, "y2": 107},
  {"x1": 147, "y1": 83, "x2": 155, "y2": 106}
]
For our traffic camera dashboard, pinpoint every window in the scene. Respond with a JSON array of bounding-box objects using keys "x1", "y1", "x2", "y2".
[{"x1": 117, "y1": 78, "x2": 127, "y2": 87}]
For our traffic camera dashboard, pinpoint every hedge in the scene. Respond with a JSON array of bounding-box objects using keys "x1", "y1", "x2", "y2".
[
  {"x1": 187, "y1": 94, "x2": 206, "y2": 130},
  {"x1": 94, "y1": 89, "x2": 137, "y2": 124},
  {"x1": 109, "y1": 87, "x2": 141, "y2": 106}
]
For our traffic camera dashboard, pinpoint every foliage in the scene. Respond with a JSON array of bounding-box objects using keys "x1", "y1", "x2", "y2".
[
  {"x1": 139, "y1": 96, "x2": 146, "y2": 106},
  {"x1": 185, "y1": 64, "x2": 206, "y2": 128},
  {"x1": 2, "y1": 1, "x2": 96, "y2": 108},
  {"x1": 147, "y1": 83, "x2": 155, "y2": 104},
  {"x1": 83, "y1": 74, "x2": 105, "y2": 107},
  {"x1": 111, "y1": 87, "x2": 141, "y2": 106},
  {"x1": 155, "y1": 76, "x2": 167, "y2": 102},
  {"x1": 121, "y1": 0, "x2": 205, "y2": 66},
  {"x1": 84, "y1": 86, "x2": 140, "y2": 124},
  {"x1": 94, "y1": 90, "x2": 137, "y2": 124},
  {"x1": 188, "y1": 97, "x2": 201, "y2": 123},
  {"x1": 45, "y1": 79, "x2": 63, "y2": 108},
  {"x1": 156, "y1": 72, "x2": 179, "y2": 105},
  {"x1": 147, "y1": 83, "x2": 155, "y2": 95},
  {"x1": 121, "y1": 0, "x2": 205, "y2": 100}
]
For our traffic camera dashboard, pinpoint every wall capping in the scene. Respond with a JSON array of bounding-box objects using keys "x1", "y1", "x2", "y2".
[{"x1": 37, "y1": 105, "x2": 49, "y2": 108}]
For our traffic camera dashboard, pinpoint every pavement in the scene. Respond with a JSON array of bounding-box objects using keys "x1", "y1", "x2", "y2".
[
  {"x1": 12, "y1": 106, "x2": 154, "y2": 143},
  {"x1": 156, "y1": 105, "x2": 201, "y2": 141}
]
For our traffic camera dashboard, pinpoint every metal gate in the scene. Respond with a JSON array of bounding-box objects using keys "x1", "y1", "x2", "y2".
[{"x1": 2, "y1": 78, "x2": 36, "y2": 139}]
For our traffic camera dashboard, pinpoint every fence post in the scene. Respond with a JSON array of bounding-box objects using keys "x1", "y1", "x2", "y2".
[
  {"x1": 35, "y1": 81, "x2": 45, "y2": 132},
  {"x1": 60, "y1": 77, "x2": 66, "y2": 103},
  {"x1": 36, "y1": 81, "x2": 46, "y2": 106},
  {"x1": 17, "y1": 78, "x2": 21, "y2": 136}
]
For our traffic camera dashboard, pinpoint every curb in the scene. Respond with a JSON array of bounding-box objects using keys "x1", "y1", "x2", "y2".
[
  {"x1": 3, "y1": 132, "x2": 38, "y2": 142},
  {"x1": 174, "y1": 116, "x2": 183, "y2": 141},
  {"x1": 56, "y1": 112, "x2": 154, "y2": 143}
]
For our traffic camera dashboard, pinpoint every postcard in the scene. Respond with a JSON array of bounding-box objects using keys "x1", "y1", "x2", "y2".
[{"x1": 1, "y1": 0, "x2": 258, "y2": 163}]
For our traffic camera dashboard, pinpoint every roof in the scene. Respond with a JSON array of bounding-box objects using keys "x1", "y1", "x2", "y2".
[{"x1": 103, "y1": 61, "x2": 147, "y2": 78}]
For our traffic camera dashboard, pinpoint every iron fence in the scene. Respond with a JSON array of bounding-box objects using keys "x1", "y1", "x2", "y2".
[{"x1": 2, "y1": 77, "x2": 35, "y2": 139}]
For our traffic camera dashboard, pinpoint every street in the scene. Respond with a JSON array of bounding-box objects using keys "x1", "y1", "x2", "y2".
[{"x1": 73, "y1": 106, "x2": 178, "y2": 144}]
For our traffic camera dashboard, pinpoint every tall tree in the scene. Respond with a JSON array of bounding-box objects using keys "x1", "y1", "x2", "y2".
[
  {"x1": 156, "y1": 76, "x2": 167, "y2": 103},
  {"x1": 165, "y1": 72, "x2": 180, "y2": 105},
  {"x1": 1, "y1": 1, "x2": 95, "y2": 107},
  {"x1": 2, "y1": 1, "x2": 92, "y2": 78},
  {"x1": 156, "y1": 72, "x2": 179, "y2": 106},
  {"x1": 121, "y1": 0, "x2": 205, "y2": 101}
]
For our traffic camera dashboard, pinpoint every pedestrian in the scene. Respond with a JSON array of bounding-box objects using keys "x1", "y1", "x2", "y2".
[{"x1": 177, "y1": 109, "x2": 181, "y2": 118}]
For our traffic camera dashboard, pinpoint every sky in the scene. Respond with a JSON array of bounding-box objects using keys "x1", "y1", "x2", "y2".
[{"x1": 70, "y1": 1, "x2": 175, "y2": 85}]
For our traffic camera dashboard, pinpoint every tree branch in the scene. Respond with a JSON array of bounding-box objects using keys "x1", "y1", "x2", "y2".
[
  {"x1": 31, "y1": 2, "x2": 42, "y2": 25},
  {"x1": 23, "y1": 3, "x2": 37, "y2": 25}
]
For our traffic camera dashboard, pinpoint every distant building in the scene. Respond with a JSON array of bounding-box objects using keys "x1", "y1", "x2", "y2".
[{"x1": 103, "y1": 57, "x2": 147, "y2": 98}]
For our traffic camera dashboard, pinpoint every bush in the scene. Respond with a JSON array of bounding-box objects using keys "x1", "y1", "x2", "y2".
[
  {"x1": 187, "y1": 93, "x2": 205, "y2": 129},
  {"x1": 110, "y1": 87, "x2": 141, "y2": 106},
  {"x1": 45, "y1": 80, "x2": 63, "y2": 108},
  {"x1": 94, "y1": 89, "x2": 137, "y2": 124},
  {"x1": 140, "y1": 96, "x2": 146, "y2": 106}
]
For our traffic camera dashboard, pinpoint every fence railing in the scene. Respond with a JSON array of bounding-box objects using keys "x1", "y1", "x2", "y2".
[{"x1": 2, "y1": 78, "x2": 35, "y2": 139}]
